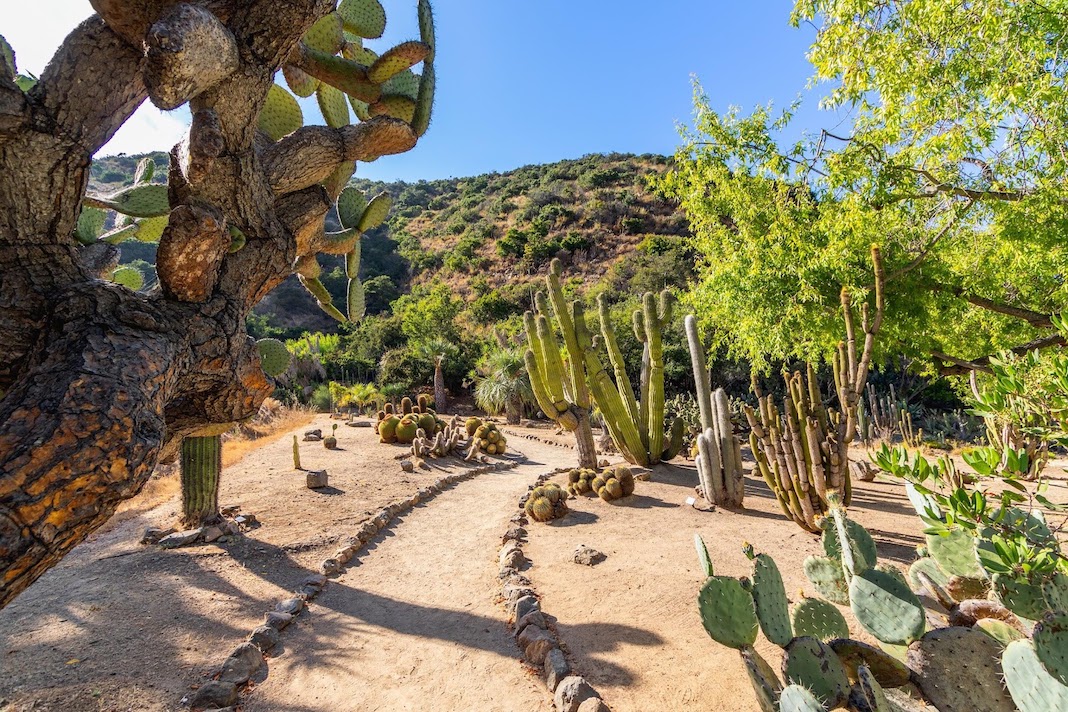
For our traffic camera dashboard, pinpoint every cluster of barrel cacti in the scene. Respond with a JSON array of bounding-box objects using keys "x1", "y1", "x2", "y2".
[
  {"x1": 590, "y1": 465, "x2": 636, "y2": 502},
  {"x1": 471, "y1": 421, "x2": 508, "y2": 456},
  {"x1": 376, "y1": 395, "x2": 445, "y2": 444},
  {"x1": 525, "y1": 483, "x2": 568, "y2": 523},
  {"x1": 684, "y1": 315, "x2": 745, "y2": 508},
  {"x1": 695, "y1": 500, "x2": 1068, "y2": 712},
  {"x1": 411, "y1": 416, "x2": 465, "y2": 458},
  {"x1": 523, "y1": 259, "x2": 682, "y2": 468},
  {"x1": 745, "y1": 247, "x2": 886, "y2": 533},
  {"x1": 566, "y1": 468, "x2": 598, "y2": 495}
]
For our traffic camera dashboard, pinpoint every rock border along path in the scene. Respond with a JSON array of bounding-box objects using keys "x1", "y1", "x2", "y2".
[
  {"x1": 497, "y1": 467, "x2": 612, "y2": 712},
  {"x1": 185, "y1": 457, "x2": 521, "y2": 711}
]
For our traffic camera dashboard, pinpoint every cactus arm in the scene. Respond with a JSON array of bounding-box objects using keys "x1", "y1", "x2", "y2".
[
  {"x1": 545, "y1": 259, "x2": 589, "y2": 407},
  {"x1": 685, "y1": 314, "x2": 715, "y2": 431},
  {"x1": 643, "y1": 292, "x2": 667, "y2": 466},
  {"x1": 597, "y1": 294, "x2": 643, "y2": 438}
]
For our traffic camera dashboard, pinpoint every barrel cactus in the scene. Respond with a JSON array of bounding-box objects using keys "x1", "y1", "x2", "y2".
[
  {"x1": 525, "y1": 483, "x2": 568, "y2": 523},
  {"x1": 566, "y1": 467, "x2": 598, "y2": 496},
  {"x1": 474, "y1": 422, "x2": 507, "y2": 456},
  {"x1": 592, "y1": 464, "x2": 635, "y2": 502}
]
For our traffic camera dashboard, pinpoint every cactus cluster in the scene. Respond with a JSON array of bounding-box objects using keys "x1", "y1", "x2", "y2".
[
  {"x1": 591, "y1": 464, "x2": 636, "y2": 502},
  {"x1": 411, "y1": 416, "x2": 465, "y2": 458},
  {"x1": 523, "y1": 259, "x2": 682, "y2": 468},
  {"x1": 745, "y1": 247, "x2": 886, "y2": 532},
  {"x1": 376, "y1": 395, "x2": 446, "y2": 444},
  {"x1": 472, "y1": 422, "x2": 508, "y2": 456},
  {"x1": 696, "y1": 500, "x2": 1068, "y2": 712},
  {"x1": 684, "y1": 314, "x2": 745, "y2": 507},
  {"x1": 566, "y1": 467, "x2": 598, "y2": 495},
  {"x1": 525, "y1": 483, "x2": 568, "y2": 523}
]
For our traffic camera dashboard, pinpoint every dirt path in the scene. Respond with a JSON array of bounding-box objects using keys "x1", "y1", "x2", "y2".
[{"x1": 242, "y1": 440, "x2": 572, "y2": 712}]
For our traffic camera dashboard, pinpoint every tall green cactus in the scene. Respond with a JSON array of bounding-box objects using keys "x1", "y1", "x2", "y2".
[
  {"x1": 745, "y1": 246, "x2": 886, "y2": 532},
  {"x1": 180, "y1": 434, "x2": 223, "y2": 527},
  {"x1": 685, "y1": 314, "x2": 745, "y2": 507}
]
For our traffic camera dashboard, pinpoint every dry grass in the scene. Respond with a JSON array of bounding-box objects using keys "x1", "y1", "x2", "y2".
[{"x1": 105, "y1": 401, "x2": 315, "y2": 529}]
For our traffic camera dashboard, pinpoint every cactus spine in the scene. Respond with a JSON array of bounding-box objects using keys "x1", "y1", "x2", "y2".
[
  {"x1": 180, "y1": 435, "x2": 222, "y2": 527},
  {"x1": 685, "y1": 314, "x2": 745, "y2": 507},
  {"x1": 745, "y1": 246, "x2": 886, "y2": 532}
]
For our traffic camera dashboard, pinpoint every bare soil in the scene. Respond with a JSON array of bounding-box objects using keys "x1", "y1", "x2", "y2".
[{"x1": 1, "y1": 419, "x2": 1064, "y2": 712}]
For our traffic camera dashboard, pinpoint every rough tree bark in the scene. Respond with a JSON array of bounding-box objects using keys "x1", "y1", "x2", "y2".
[{"x1": 0, "y1": 0, "x2": 429, "y2": 608}]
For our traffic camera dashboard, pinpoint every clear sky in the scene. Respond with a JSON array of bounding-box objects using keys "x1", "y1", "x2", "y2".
[{"x1": 5, "y1": 1, "x2": 834, "y2": 182}]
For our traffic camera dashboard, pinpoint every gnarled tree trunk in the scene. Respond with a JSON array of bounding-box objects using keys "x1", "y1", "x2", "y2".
[{"x1": 0, "y1": 0, "x2": 426, "y2": 609}]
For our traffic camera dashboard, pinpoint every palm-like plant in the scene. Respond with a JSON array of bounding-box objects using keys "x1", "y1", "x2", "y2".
[
  {"x1": 415, "y1": 337, "x2": 459, "y2": 413},
  {"x1": 475, "y1": 348, "x2": 534, "y2": 424}
]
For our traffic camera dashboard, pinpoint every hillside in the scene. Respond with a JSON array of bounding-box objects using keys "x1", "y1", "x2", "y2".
[{"x1": 89, "y1": 152, "x2": 694, "y2": 335}]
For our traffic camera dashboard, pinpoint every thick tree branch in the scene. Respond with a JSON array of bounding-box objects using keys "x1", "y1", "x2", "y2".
[
  {"x1": 143, "y1": 4, "x2": 239, "y2": 110},
  {"x1": 934, "y1": 333, "x2": 1066, "y2": 376}
]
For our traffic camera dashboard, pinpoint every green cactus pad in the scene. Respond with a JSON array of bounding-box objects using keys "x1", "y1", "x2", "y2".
[
  {"x1": 908, "y1": 627, "x2": 1018, "y2": 712},
  {"x1": 803, "y1": 555, "x2": 849, "y2": 605},
  {"x1": 853, "y1": 665, "x2": 891, "y2": 712},
  {"x1": 0, "y1": 34, "x2": 15, "y2": 80},
  {"x1": 976, "y1": 618, "x2": 1025, "y2": 646},
  {"x1": 740, "y1": 646, "x2": 781, "y2": 712},
  {"x1": 828, "y1": 638, "x2": 911, "y2": 688},
  {"x1": 412, "y1": 62, "x2": 435, "y2": 137},
  {"x1": 791, "y1": 598, "x2": 849, "y2": 641},
  {"x1": 347, "y1": 277, "x2": 366, "y2": 321},
  {"x1": 1042, "y1": 572, "x2": 1068, "y2": 612},
  {"x1": 257, "y1": 338, "x2": 291, "y2": 377},
  {"x1": 76, "y1": 207, "x2": 105, "y2": 244},
  {"x1": 348, "y1": 95, "x2": 372, "y2": 122},
  {"x1": 283, "y1": 63, "x2": 320, "y2": 98},
  {"x1": 697, "y1": 576, "x2": 758, "y2": 649},
  {"x1": 1003, "y1": 639, "x2": 1068, "y2": 712},
  {"x1": 826, "y1": 509, "x2": 877, "y2": 576},
  {"x1": 781, "y1": 636, "x2": 851, "y2": 708},
  {"x1": 777, "y1": 685, "x2": 826, "y2": 712},
  {"x1": 368, "y1": 41, "x2": 430, "y2": 84},
  {"x1": 381, "y1": 68, "x2": 420, "y2": 100},
  {"x1": 301, "y1": 48, "x2": 379, "y2": 103},
  {"x1": 907, "y1": 557, "x2": 949, "y2": 594},
  {"x1": 316, "y1": 82, "x2": 350, "y2": 128},
  {"x1": 111, "y1": 266, "x2": 144, "y2": 291},
  {"x1": 345, "y1": 239, "x2": 361, "y2": 279},
  {"x1": 338, "y1": 0, "x2": 387, "y2": 39},
  {"x1": 303, "y1": 13, "x2": 344, "y2": 54},
  {"x1": 370, "y1": 94, "x2": 417, "y2": 123},
  {"x1": 850, "y1": 569, "x2": 926, "y2": 645},
  {"x1": 133, "y1": 157, "x2": 155, "y2": 184},
  {"x1": 752, "y1": 553, "x2": 793, "y2": 646},
  {"x1": 418, "y1": 0, "x2": 435, "y2": 61},
  {"x1": 993, "y1": 574, "x2": 1050, "y2": 621},
  {"x1": 133, "y1": 214, "x2": 168, "y2": 244},
  {"x1": 97, "y1": 223, "x2": 139, "y2": 245},
  {"x1": 1033, "y1": 611, "x2": 1068, "y2": 686},
  {"x1": 337, "y1": 186, "x2": 368, "y2": 230},
  {"x1": 93, "y1": 183, "x2": 170, "y2": 218},
  {"x1": 694, "y1": 533, "x2": 713, "y2": 578},
  {"x1": 358, "y1": 192, "x2": 392, "y2": 231},
  {"x1": 259, "y1": 84, "x2": 303, "y2": 141},
  {"x1": 926, "y1": 528, "x2": 983, "y2": 579}
]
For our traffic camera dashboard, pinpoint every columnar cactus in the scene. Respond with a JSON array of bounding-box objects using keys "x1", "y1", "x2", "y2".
[
  {"x1": 685, "y1": 314, "x2": 745, "y2": 507},
  {"x1": 180, "y1": 434, "x2": 223, "y2": 527},
  {"x1": 745, "y1": 246, "x2": 885, "y2": 532}
]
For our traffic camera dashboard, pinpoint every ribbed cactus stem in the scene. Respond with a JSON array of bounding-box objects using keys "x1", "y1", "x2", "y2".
[
  {"x1": 685, "y1": 315, "x2": 714, "y2": 431},
  {"x1": 597, "y1": 294, "x2": 643, "y2": 440},
  {"x1": 293, "y1": 434, "x2": 302, "y2": 470},
  {"x1": 181, "y1": 435, "x2": 222, "y2": 527}
]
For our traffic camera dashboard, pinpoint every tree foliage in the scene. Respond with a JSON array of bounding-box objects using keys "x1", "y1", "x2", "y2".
[{"x1": 661, "y1": 0, "x2": 1068, "y2": 374}]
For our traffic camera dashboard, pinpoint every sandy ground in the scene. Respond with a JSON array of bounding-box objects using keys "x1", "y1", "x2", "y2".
[{"x1": 1, "y1": 417, "x2": 1064, "y2": 712}]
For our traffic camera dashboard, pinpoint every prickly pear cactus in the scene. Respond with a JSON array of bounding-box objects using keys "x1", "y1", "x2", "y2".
[
  {"x1": 1003, "y1": 638, "x2": 1068, "y2": 712},
  {"x1": 782, "y1": 636, "x2": 852, "y2": 708},
  {"x1": 791, "y1": 598, "x2": 849, "y2": 642},
  {"x1": 697, "y1": 575, "x2": 759, "y2": 649},
  {"x1": 749, "y1": 548, "x2": 793, "y2": 647},
  {"x1": 256, "y1": 338, "x2": 291, "y2": 377}
]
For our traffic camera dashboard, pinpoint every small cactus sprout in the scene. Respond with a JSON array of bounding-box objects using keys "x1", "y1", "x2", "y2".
[{"x1": 324, "y1": 423, "x2": 338, "y2": 449}]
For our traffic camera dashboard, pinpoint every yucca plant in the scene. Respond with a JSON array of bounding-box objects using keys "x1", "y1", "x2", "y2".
[{"x1": 475, "y1": 347, "x2": 533, "y2": 425}]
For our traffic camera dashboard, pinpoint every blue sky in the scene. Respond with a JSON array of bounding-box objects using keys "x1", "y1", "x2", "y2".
[{"x1": 7, "y1": 1, "x2": 834, "y2": 181}]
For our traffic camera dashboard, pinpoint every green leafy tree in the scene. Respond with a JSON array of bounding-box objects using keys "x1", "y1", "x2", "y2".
[{"x1": 661, "y1": 0, "x2": 1068, "y2": 374}]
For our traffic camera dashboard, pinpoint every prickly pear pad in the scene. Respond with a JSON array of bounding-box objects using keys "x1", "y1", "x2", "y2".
[{"x1": 697, "y1": 576, "x2": 758, "y2": 649}]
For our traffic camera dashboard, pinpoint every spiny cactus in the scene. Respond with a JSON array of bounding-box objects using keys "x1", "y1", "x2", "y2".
[
  {"x1": 685, "y1": 314, "x2": 745, "y2": 507},
  {"x1": 591, "y1": 464, "x2": 635, "y2": 502},
  {"x1": 292, "y1": 435, "x2": 302, "y2": 470},
  {"x1": 411, "y1": 416, "x2": 465, "y2": 459},
  {"x1": 695, "y1": 499, "x2": 1068, "y2": 712},
  {"x1": 745, "y1": 247, "x2": 886, "y2": 532},
  {"x1": 324, "y1": 423, "x2": 339, "y2": 449},
  {"x1": 378, "y1": 413, "x2": 401, "y2": 443},
  {"x1": 525, "y1": 483, "x2": 568, "y2": 523},
  {"x1": 180, "y1": 434, "x2": 223, "y2": 526},
  {"x1": 256, "y1": 338, "x2": 291, "y2": 377},
  {"x1": 566, "y1": 467, "x2": 598, "y2": 496},
  {"x1": 473, "y1": 422, "x2": 507, "y2": 456}
]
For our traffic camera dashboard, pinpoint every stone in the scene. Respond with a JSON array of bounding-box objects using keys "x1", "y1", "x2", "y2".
[
  {"x1": 543, "y1": 648, "x2": 571, "y2": 692},
  {"x1": 320, "y1": 558, "x2": 341, "y2": 576},
  {"x1": 348, "y1": 420, "x2": 372, "y2": 428},
  {"x1": 499, "y1": 540, "x2": 523, "y2": 565},
  {"x1": 158, "y1": 529, "x2": 202, "y2": 549},
  {"x1": 499, "y1": 571, "x2": 532, "y2": 588},
  {"x1": 306, "y1": 470, "x2": 329, "y2": 489},
  {"x1": 303, "y1": 429, "x2": 322, "y2": 441},
  {"x1": 218, "y1": 642, "x2": 262, "y2": 685},
  {"x1": 554, "y1": 676, "x2": 599, "y2": 712},
  {"x1": 264, "y1": 612, "x2": 292, "y2": 630},
  {"x1": 504, "y1": 585, "x2": 536, "y2": 613},
  {"x1": 333, "y1": 547, "x2": 355, "y2": 564},
  {"x1": 188, "y1": 681, "x2": 239, "y2": 709},
  {"x1": 221, "y1": 505, "x2": 240, "y2": 516},
  {"x1": 515, "y1": 609, "x2": 547, "y2": 637},
  {"x1": 140, "y1": 527, "x2": 174, "y2": 545},
  {"x1": 225, "y1": 520, "x2": 241, "y2": 535},
  {"x1": 276, "y1": 597, "x2": 304, "y2": 616},
  {"x1": 300, "y1": 574, "x2": 328, "y2": 589},
  {"x1": 202, "y1": 525, "x2": 225, "y2": 543},
  {"x1": 297, "y1": 584, "x2": 321, "y2": 600},
  {"x1": 400, "y1": 460, "x2": 415, "y2": 473},
  {"x1": 502, "y1": 525, "x2": 527, "y2": 543},
  {"x1": 572, "y1": 545, "x2": 606, "y2": 567},
  {"x1": 515, "y1": 595, "x2": 540, "y2": 622},
  {"x1": 511, "y1": 513, "x2": 529, "y2": 524},
  {"x1": 248, "y1": 624, "x2": 280, "y2": 653},
  {"x1": 517, "y1": 622, "x2": 555, "y2": 665},
  {"x1": 576, "y1": 699, "x2": 610, "y2": 712}
]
